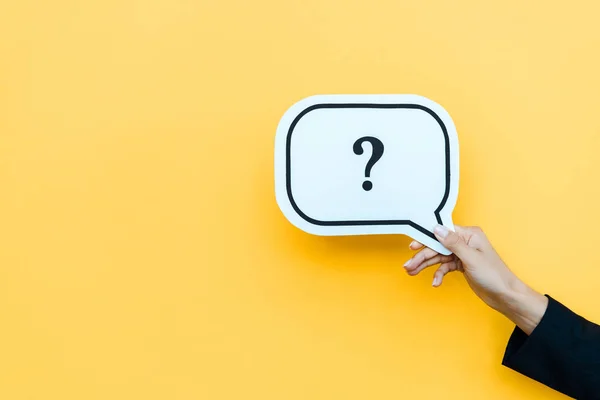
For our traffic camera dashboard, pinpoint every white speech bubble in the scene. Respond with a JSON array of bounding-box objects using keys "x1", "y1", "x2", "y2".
[{"x1": 274, "y1": 95, "x2": 459, "y2": 255}]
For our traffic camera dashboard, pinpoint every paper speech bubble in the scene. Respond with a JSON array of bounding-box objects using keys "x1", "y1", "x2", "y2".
[{"x1": 274, "y1": 95, "x2": 459, "y2": 255}]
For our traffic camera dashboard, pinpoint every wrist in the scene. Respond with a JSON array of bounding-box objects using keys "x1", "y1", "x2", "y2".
[{"x1": 496, "y1": 282, "x2": 548, "y2": 335}]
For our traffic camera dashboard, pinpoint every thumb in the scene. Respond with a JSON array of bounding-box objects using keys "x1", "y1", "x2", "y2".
[{"x1": 434, "y1": 224, "x2": 476, "y2": 260}]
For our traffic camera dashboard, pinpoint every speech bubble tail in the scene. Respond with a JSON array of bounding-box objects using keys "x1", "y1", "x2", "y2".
[{"x1": 412, "y1": 215, "x2": 454, "y2": 255}]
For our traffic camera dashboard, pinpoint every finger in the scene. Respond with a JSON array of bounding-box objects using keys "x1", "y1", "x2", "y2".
[
  {"x1": 404, "y1": 247, "x2": 439, "y2": 271},
  {"x1": 406, "y1": 254, "x2": 454, "y2": 276},
  {"x1": 409, "y1": 241, "x2": 424, "y2": 250},
  {"x1": 454, "y1": 225, "x2": 491, "y2": 252},
  {"x1": 454, "y1": 225, "x2": 470, "y2": 236},
  {"x1": 433, "y1": 224, "x2": 477, "y2": 261},
  {"x1": 432, "y1": 262, "x2": 456, "y2": 287},
  {"x1": 456, "y1": 259, "x2": 464, "y2": 272}
]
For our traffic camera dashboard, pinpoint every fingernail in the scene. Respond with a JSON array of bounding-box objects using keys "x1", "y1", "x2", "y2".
[
  {"x1": 432, "y1": 276, "x2": 441, "y2": 287},
  {"x1": 434, "y1": 224, "x2": 449, "y2": 238},
  {"x1": 403, "y1": 258, "x2": 412, "y2": 268},
  {"x1": 409, "y1": 241, "x2": 417, "y2": 249}
]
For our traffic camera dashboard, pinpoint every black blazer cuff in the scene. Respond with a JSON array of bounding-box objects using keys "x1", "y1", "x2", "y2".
[{"x1": 502, "y1": 295, "x2": 594, "y2": 399}]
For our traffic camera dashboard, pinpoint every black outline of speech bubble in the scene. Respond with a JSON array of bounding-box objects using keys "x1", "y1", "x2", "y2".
[{"x1": 285, "y1": 103, "x2": 451, "y2": 241}]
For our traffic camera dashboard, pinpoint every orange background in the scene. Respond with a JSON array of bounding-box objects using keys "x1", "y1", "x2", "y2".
[{"x1": 1, "y1": 1, "x2": 599, "y2": 399}]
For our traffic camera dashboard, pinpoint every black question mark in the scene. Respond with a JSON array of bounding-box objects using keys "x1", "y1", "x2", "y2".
[{"x1": 353, "y1": 136, "x2": 384, "y2": 191}]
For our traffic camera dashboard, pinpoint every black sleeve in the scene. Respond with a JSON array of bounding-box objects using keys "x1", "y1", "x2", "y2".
[{"x1": 502, "y1": 295, "x2": 600, "y2": 399}]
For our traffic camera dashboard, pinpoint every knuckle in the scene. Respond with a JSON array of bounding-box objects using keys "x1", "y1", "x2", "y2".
[
  {"x1": 468, "y1": 226, "x2": 487, "y2": 243},
  {"x1": 412, "y1": 255, "x2": 424, "y2": 266}
]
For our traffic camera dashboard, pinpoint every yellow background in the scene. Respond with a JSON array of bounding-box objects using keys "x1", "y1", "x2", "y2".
[{"x1": 1, "y1": 0, "x2": 599, "y2": 399}]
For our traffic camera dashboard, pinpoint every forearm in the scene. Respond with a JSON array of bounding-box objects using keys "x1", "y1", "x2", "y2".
[{"x1": 494, "y1": 282, "x2": 548, "y2": 335}]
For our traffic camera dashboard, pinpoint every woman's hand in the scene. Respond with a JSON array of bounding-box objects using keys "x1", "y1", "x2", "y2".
[{"x1": 404, "y1": 224, "x2": 548, "y2": 335}]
